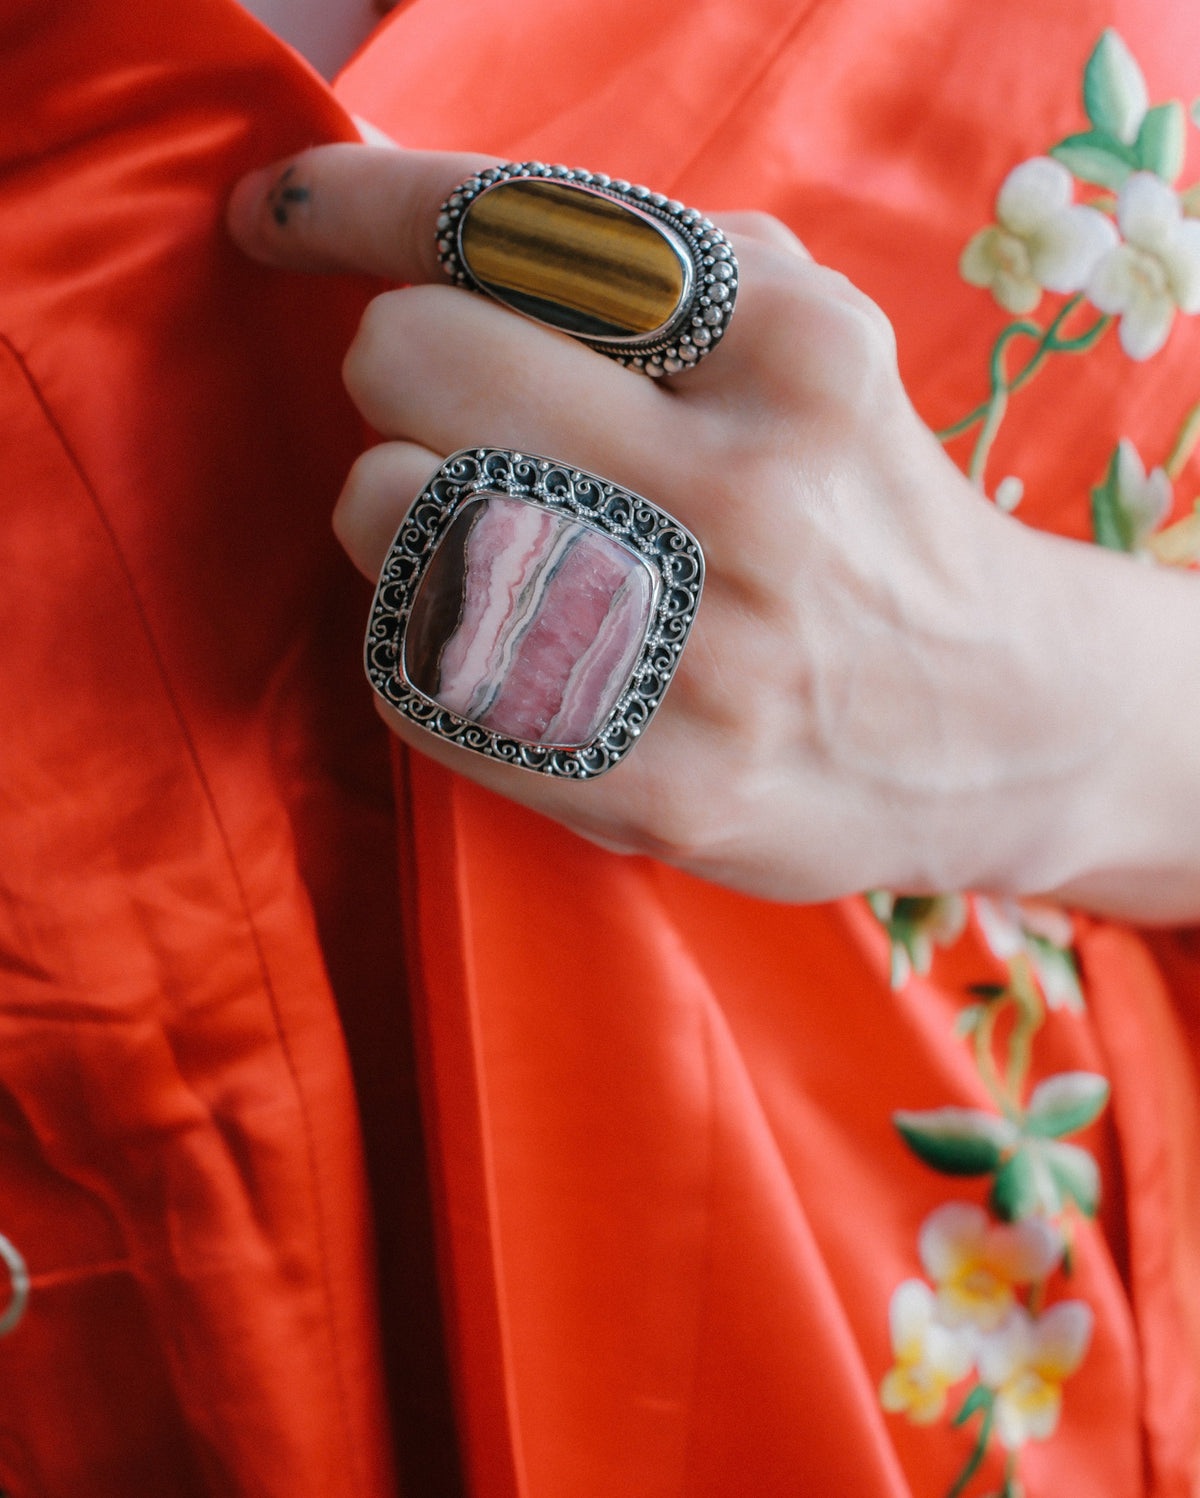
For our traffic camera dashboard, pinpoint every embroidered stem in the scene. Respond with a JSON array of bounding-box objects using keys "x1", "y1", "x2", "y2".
[
  {"x1": 1002, "y1": 955, "x2": 1045, "y2": 1105},
  {"x1": 937, "y1": 320, "x2": 1040, "y2": 444},
  {"x1": 1165, "y1": 398, "x2": 1200, "y2": 480},
  {"x1": 1001, "y1": 1450, "x2": 1020, "y2": 1498},
  {"x1": 937, "y1": 297, "x2": 1110, "y2": 488},
  {"x1": 973, "y1": 999, "x2": 1017, "y2": 1119},
  {"x1": 946, "y1": 1390, "x2": 996, "y2": 1498}
]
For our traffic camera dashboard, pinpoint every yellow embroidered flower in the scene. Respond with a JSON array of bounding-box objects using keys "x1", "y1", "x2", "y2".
[
  {"x1": 880, "y1": 1279, "x2": 975, "y2": 1423},
  {"x1": 961, "y1": 157, "x2": 1118, "y2": 314},
  {"x1": 919, "y1": 1203, "x2": 1061, "y2": 1332},
  {"x1": 977, "y1": 1303, "x2": 1094, "y2": 1448}
]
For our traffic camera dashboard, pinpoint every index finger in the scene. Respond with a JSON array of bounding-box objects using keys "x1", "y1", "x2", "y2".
[{"x1": 227, "y1": 143, "x2": 496, "y2": 280}]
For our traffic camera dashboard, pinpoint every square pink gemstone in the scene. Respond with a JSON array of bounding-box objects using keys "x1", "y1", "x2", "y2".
[{"x1": 404, "y1": 493, "x2": 655, "y2": 747}]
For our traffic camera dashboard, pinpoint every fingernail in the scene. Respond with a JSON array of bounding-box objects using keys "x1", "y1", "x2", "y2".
[{"x1": 226, "y1": 161, "x2": 310, "y2": 250}]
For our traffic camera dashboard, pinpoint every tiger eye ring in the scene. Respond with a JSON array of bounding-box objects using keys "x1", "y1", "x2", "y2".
[{"x1": 435, "y1": 162, "x2": 738, "y2": 376}]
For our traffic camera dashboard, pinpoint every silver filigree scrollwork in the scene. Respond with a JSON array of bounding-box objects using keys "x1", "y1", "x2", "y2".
[
  {"x1": 364, "y1": 447, "x2": 704, "y2": 778},
  {"x1": 436, "y1": 162, "x2": 738, "y2": 375}
]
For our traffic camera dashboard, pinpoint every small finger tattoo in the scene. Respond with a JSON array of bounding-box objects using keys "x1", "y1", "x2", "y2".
[{"x1": 268, "y1": 165, "x2": 311, "y2": 227}]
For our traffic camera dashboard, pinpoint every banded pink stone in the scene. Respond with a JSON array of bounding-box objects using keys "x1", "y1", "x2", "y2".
[{"x1": 405, "y1": 493, "x2": 655, "y2": 747}]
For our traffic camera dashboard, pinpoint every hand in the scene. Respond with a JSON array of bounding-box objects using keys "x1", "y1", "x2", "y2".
[{"x1": 229, "y1": 145, "x2": 1200, "y2": 918}]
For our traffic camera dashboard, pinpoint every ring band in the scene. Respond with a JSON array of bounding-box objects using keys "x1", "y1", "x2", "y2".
[
  {"x1": 365, "y1": 447, "x2": 704, "y2": 777},
  {"x1": 436, "y1": 162, "x2": 738, "y2": 375}
]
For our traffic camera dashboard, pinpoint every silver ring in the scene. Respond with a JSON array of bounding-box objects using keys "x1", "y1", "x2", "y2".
[
  {"x1": 436, "y1": 162, "x2": 738, "y2": 375},
  {"x1": 365, "y1": 447, "x2": 704, "y2": 777},
  {"x1": 0, "y1": 1233, "x2": 29, "y2": 1337}
]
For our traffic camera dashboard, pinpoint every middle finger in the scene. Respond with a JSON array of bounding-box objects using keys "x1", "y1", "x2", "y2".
[{"x1": 343, "y1": 280, "x2": 695, "y2": 498}]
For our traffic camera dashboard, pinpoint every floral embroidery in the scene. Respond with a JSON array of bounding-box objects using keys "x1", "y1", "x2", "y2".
[
  {"x1": 959, "y1": 157, "x2": 1116, "y2": 316},
  {"x1": 977, "y1": 1302, "x2": 1094, "y2": 1452},
  {"x1": 936, "y1": 28, "x2": 1200, "y2": 525},
  {"x1": 971, "y1": 898, "x2": 1083, "y2": 1013},
  {"x1": 880, "y1": 1279, "x2": 974, "y2": 1424},
  {"x1": 878, "y1": 893, "x2": 1108, "y2": 1495},
  {"x1": 1088, "y1": 171, "x2": 1200, "y2": 357},
  {"x1": 866, "y1": 893, "x2": 968, "y2": 988},
  {"x1": 871, "y1": 28, "x2": 1200, "y2": 1495}
]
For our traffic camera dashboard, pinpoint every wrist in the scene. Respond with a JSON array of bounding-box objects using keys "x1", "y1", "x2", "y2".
[{"x1": 938, "y1": 513, "x2": 1200, "y2": 921}]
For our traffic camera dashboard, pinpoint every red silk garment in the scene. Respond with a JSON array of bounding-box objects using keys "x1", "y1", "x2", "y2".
[
  {"x1": 338, "y1": 3, "x2": 1200, "y2": 1496},
  {"x1": 0, "y1": 3, "x2": 406, "y2": 1494}
]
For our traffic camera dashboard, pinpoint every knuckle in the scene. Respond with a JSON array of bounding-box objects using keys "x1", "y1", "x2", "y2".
[
  {"x1": 342, "y1": 289, "x2": 410, "y2": 414},
  {"x1": 627, "y1": 779, "x2": 719, "y2": 864},
  {"x1": 772, "y1": 272, "x2": 899, "y2": 414},
  {"x1": 339, "y1": 441, "x2": 392, "y2": 501},
  {"x1": 812, "y1": 274, "x2": 898, "y2": 377},
  {"x1": 726, "y1": 209, "x2": 802, "y2": 251}
]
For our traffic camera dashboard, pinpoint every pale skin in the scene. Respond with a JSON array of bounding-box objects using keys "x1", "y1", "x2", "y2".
[{"x1": 228, "y1": 144, "x2": 1200, "y2": 922}]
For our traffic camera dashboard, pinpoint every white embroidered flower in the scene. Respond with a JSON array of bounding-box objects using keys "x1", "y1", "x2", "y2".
[
  {"x1": 972, "y1": 897, "x2": 1083, "y2": 1011},
  {"x1": 961, "y1": 157, "x2": 1119, "y2": 315},
  {"x1": 880, "y1": 1279, "x2": 975, "y2": 1424},
  {"x1": 1148, "y1": 502, "x2": 1200, "y2": 565},
  {"x1": 994, "y1": 476, "x2": 1025, "y2": 512},
  {"x1": 1088, "y1": 172, "x2": 1200, "y2": 357},
  {"x1": 919, "y1": 1203, "x2": 1062, "y2": 1333},
  {"x1": 866, "y1": 892, "x2": 968, "y2": 988},
  {"x1": 1111, "y1": 439, "x2": 1173, "y2": 551},
  {"x1": 976, "y1": 1302, "x2": 1093, "y2": 1449}
]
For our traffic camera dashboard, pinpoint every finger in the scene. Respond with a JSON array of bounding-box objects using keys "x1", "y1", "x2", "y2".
[
  {"x1": 226, "y1": 143, "x2": 496, "y2": 280},
  {"x1": 333, "y1": 439, "x2": 444, "y2": 578},
  {"x1": 342, "y1": 283, "x2": 689, "y2": 498},
  {"x1": 712, "y1": 210, "x2": 812, "y2": 259},
  {"x1": 670, "y1": 229, "x2": 896, "y2": 411}
]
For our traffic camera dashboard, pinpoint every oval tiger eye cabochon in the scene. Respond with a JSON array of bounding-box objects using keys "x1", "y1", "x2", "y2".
[{"x1": 457, "y1": 179, "x2": 689, "y2": 341}]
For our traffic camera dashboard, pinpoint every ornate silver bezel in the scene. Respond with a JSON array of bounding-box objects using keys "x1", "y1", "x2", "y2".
[
  {"x1": 435, "y1": 161, "x2": 738, "y2": 376},
  {"x1": 364, "y1": 447, "x2": 704, "y2": 778}
]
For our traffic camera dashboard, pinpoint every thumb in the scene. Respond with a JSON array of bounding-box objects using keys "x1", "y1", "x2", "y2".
[{"x1": 226, "y1": 142, "x2": 497, "y2": 280}]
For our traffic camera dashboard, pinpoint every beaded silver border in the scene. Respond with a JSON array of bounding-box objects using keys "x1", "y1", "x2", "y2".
[
  {"x1": 435, "y1": 162, "x2": 738, "y2": 376},
  {"x1": 365, "y1": 447, "x2": 704, "y2": 777}
]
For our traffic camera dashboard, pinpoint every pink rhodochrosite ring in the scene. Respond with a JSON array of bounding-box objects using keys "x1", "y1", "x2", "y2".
[{"x1": 364, "y1": 447, "x2": 704, "y2": 777}]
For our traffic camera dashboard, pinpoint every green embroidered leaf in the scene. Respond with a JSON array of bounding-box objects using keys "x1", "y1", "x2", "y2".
[
  {"x1": 1091, "y1": 448, "x2": 1135, "y2": 551},
  {"x1": 1136, "y1": 101, "x2": 1187, "y2": 181},
  {"x1": 1082, "y1": 30, "x2": 1149, "y2": 144},
  {"x1": 893, "y1": 1108, "x2": 1015, "y2": 1175},
  {"x1": 989, "y1": 1147, "x2": 1043, "y2": 1220},
  {"x1": 1051, "y1": 132, "x2": 1138, "y2": 191},
  {"x1": 966, "y1": 983, "x2": 1008, "y2": 1001},
  {"x1": 1044, "y1": 1141, "x2": 1102, "y2": 1216},
  {"x1": 952, "y1": 1384, "x2": 993, "y2": 1426},
  {"x1": 891, "y1": 896, "x2": 940, "y2": 923},
  {"x1": 1026, "y1": 935, "x2": 1085, "y2": 1011},
  {"x1": 1192, "y1": 98, "x2": 1200, "y2": 130},
  {"x1": 1025, "y1": 1072, "x2": 1110, "y2": 1138}
]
